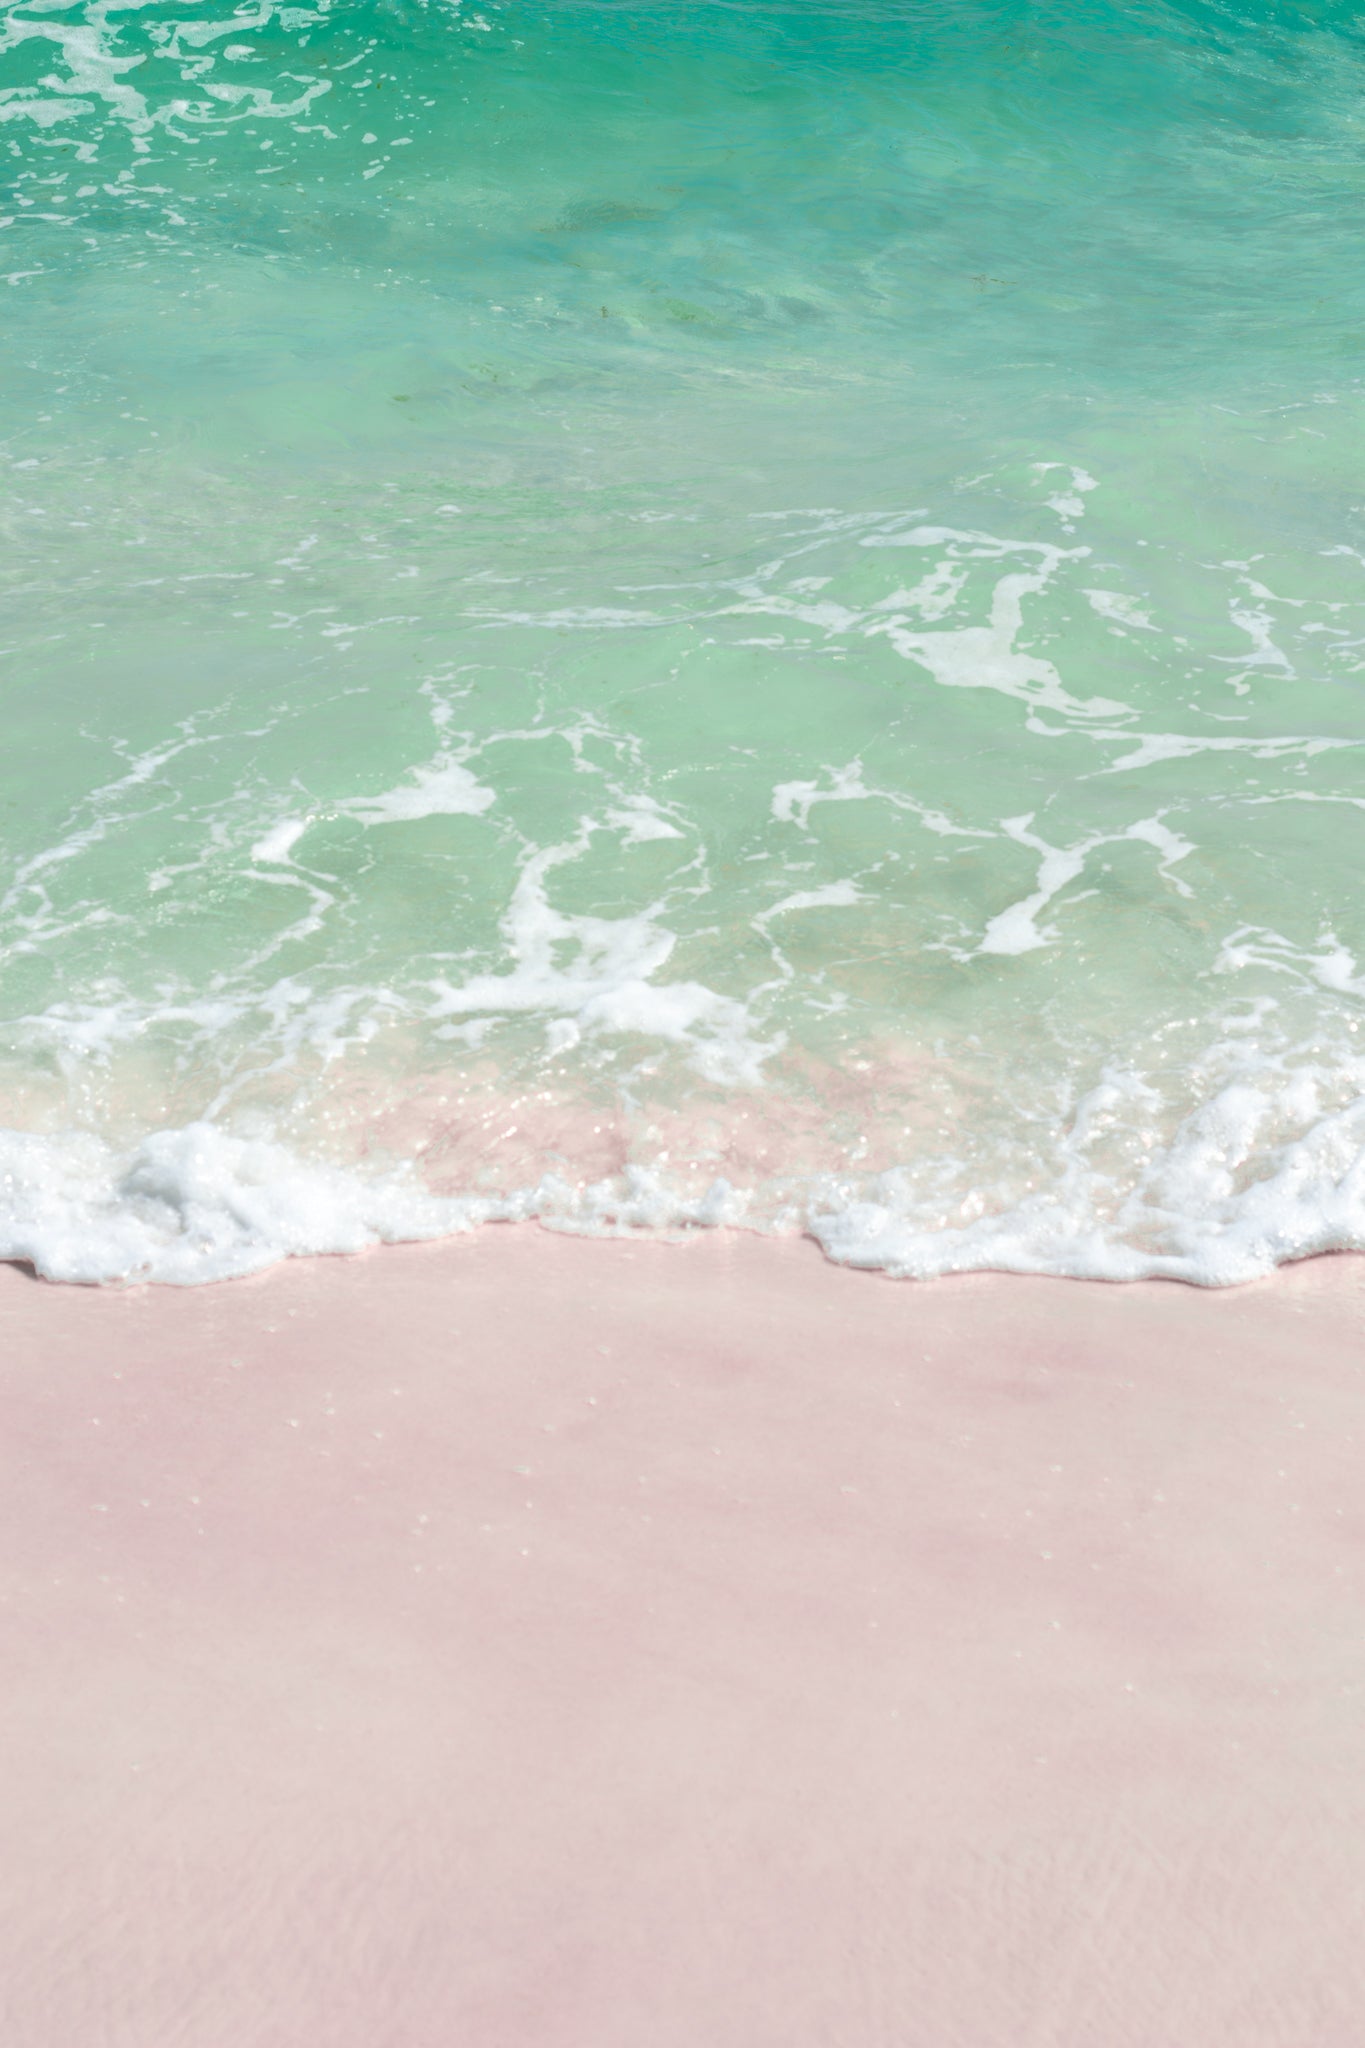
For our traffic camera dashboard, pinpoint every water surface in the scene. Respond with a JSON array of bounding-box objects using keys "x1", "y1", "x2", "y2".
[{"x1": 3, "y1": 0, "x2": 1365, "y2": 1280}]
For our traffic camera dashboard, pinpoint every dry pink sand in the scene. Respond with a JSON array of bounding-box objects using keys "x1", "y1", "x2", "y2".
[{"x1": 2, "y1": 1229, "x2": 1364, "y2": 2047}]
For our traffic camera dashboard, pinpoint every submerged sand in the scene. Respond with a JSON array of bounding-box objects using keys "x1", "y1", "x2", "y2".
[{"x1": 2, "y1": 1230, "x2": 1363, "y2": 2046}]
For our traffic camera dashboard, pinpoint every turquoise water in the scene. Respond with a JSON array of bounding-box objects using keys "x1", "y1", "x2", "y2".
[{"x1": 3, "y1": 0, "x2": 1365, "y2": 1281}]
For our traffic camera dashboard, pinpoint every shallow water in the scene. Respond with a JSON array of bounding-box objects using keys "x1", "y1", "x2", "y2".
[{"x1": 4, "y1": 0, "x2": 1365, "y2": 1282}]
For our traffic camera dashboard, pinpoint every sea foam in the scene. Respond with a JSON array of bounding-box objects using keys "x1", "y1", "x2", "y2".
[{"x1": 5, "y1": 0, "x2": 1365, "y2": 1290}]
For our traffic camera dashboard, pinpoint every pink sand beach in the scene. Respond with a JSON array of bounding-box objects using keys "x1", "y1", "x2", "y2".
[{"x1": 3, "y1": 1230, "x2": 1364, "y2": 2046}]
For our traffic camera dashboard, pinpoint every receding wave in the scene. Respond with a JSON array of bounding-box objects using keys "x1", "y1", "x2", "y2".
[{"x1": 3, "y1": 0, "x2": 1364, "y2": 1284}]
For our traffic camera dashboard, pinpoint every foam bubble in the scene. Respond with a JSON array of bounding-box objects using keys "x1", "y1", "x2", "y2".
[
  {"x1": 251, "y1": 818, "x2": 310, "y2": 864},
  {"x1": 337, "y1": 760, "x2": 497, "y2": 827},
  {"x1": 6, "y1": 1040, "x2": 1365, "y2": 1286},
  {"x1": 0, "y1": 1122, "x2": 477, "y2": 1285},
  {"x1": 810, "y1": 1065, "x2": 1365, "y2": 1286}
]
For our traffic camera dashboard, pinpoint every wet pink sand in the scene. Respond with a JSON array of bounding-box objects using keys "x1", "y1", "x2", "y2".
[{"x1": 2, "y1": 1230, "x2": 1364, "y2": 2047}]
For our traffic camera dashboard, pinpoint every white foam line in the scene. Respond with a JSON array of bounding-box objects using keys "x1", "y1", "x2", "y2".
[
  {"x1": 251, "y1": 818, "x2": 310, "y2": 864},
  {"x1": 7, "y1": 1035, "x2": 1365, "y2": 1287},
  {"x1": 424, "y1": 832, "x2": 780, "y2": 1087},
  {"x1": 1215, "y1": 926, "x2": 1365, "y2": 1000},
  {"x1": 861, "y1": 535, "x2": 1129, "y2": 722},
  {"x1": 755, "y1": 881, "x2": 862, "y2": 924},
  {"x1": 1091, "y1": 730, "x2": 1355, "y2": 774},
  {"x1": 336, "y1": 758, "x2": 497, "y2": 826},
  {"x1": 976, "y1": 814, "x2": 1194, "y2": 958},
  {"x1": 771, "y1": 760, "x2": 993, "y2": 840}
]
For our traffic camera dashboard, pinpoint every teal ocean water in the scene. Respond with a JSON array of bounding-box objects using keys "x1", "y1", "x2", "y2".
[{"x1": 4, "y1": 0, "x2": 1365, "y2": 1282}]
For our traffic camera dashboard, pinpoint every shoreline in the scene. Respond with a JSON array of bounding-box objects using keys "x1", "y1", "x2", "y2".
[{"x1": 4, "y1": 1229, "x2": 1364, "y2": 2045}]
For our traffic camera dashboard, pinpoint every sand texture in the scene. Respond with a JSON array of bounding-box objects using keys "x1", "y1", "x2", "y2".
[{"x1": 2, "y1": 1231, "x2": 1364, "y2": 2046}]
